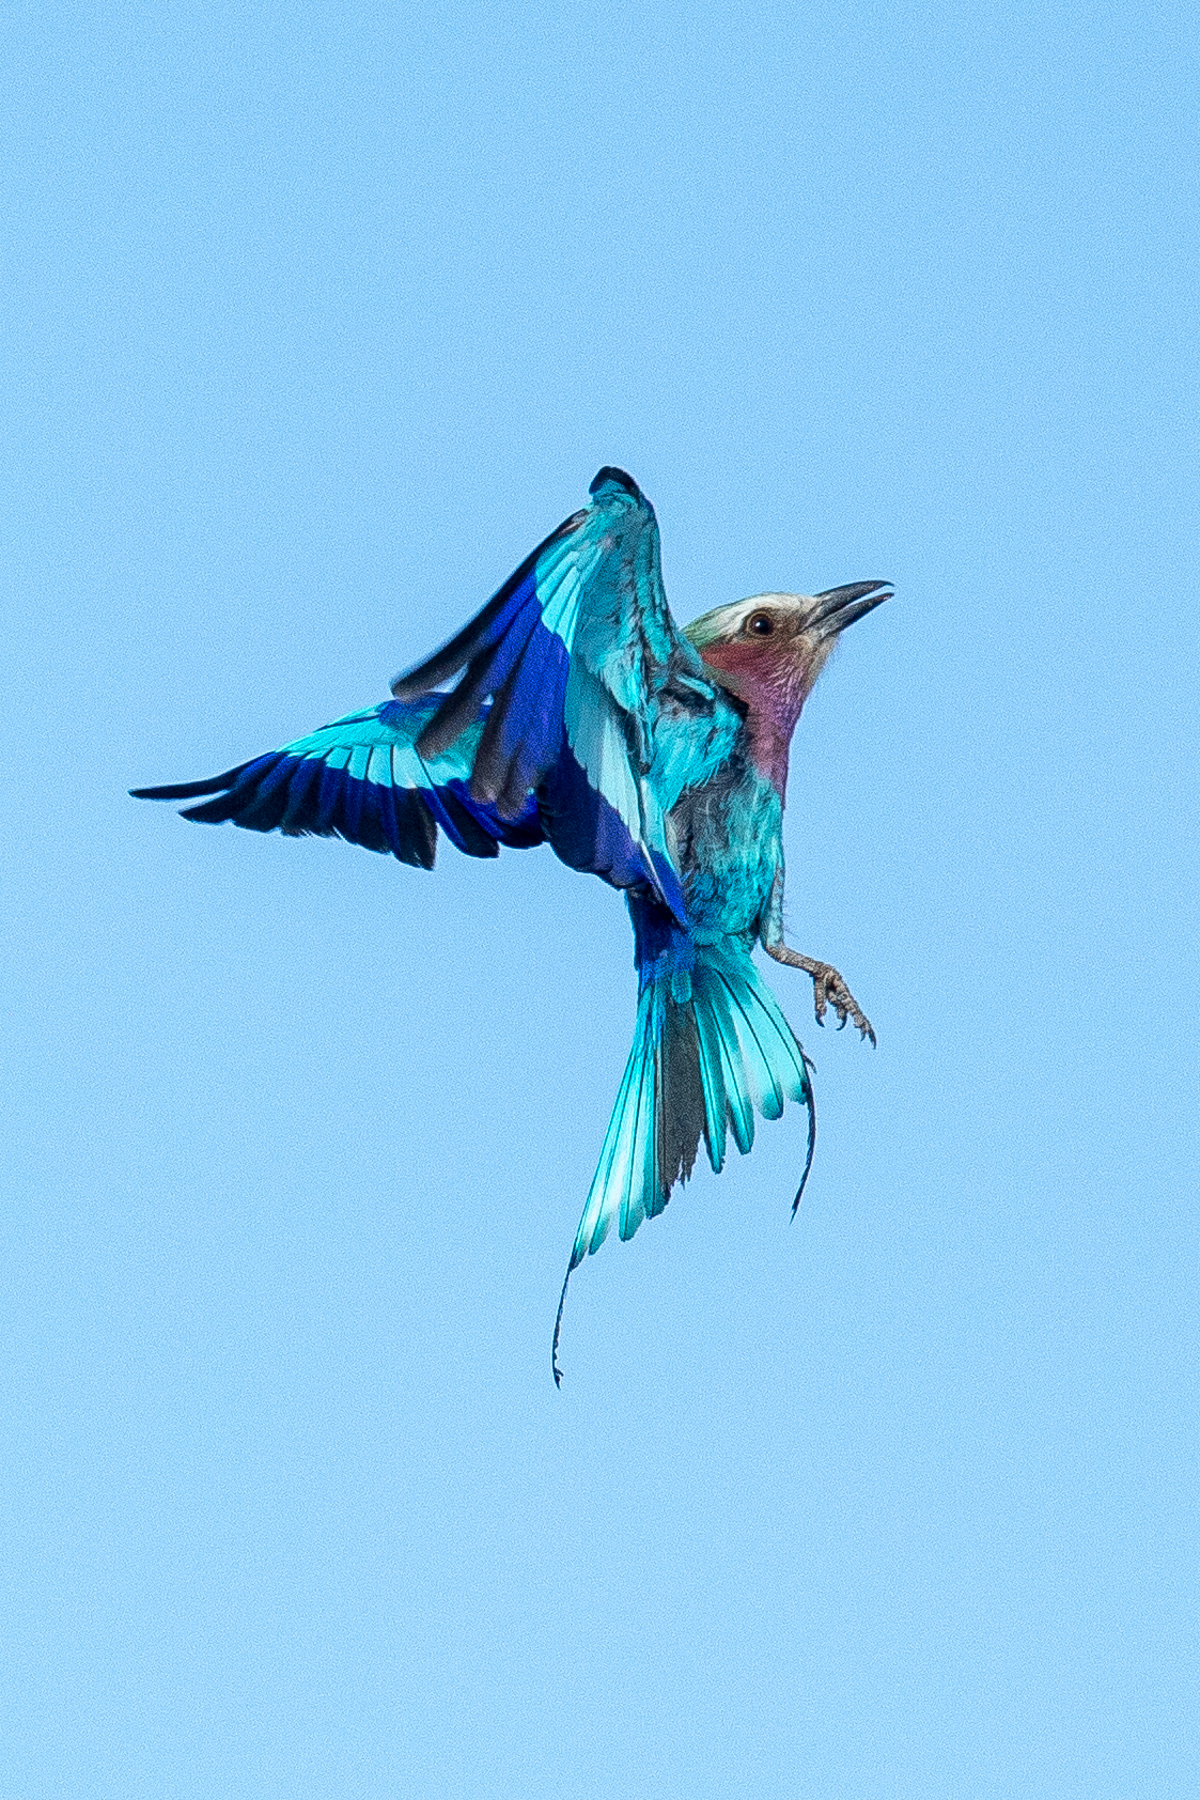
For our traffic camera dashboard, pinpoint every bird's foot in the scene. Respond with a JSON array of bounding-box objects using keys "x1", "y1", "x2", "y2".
[
  {"x1": 764, "y1": 940, "x2": 875, "y2": 1043},
  {"x1": 807, "y1": 961, "x2": 875, "y2": 1044}
]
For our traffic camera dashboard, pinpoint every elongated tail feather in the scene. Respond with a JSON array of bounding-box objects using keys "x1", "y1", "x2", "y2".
[{"x1": 552, "y1": 937, "x2": 814, "y2": 1385}]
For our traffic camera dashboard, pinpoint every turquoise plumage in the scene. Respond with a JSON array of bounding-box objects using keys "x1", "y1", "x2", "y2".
[{"x1": 133, "y1": 468, "x2": 889, "y2": 1381}]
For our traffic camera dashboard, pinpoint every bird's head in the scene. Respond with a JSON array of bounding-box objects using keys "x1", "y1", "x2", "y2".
[{"x1": 684, "y1": 582, "x2": 891, "y2": 741}]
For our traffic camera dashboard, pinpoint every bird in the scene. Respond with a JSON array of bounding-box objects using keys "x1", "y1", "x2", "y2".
[{"x1": 132, "y1": 467, "x2": 890, "y2": 1382}]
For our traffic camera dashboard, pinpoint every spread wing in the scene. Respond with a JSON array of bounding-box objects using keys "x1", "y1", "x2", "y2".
[
  {"x1": 130, "y1": 698, "x2": 544, "y2": 864},
  {"x1": 391, "y1": 467, "x2": 728, "y2": 925}
]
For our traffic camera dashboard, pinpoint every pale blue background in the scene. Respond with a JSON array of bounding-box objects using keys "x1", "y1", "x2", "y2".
[{"x1": 3, "y1": 3, "x2": 1197, "y2": 1795}]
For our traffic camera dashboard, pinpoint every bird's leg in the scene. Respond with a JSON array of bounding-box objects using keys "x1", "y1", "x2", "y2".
[
  {"x1": 763, "y1": 940, "x2": 876, "y2": 1044},
  {"x1": 761, "y1": 875, "x2": 874, "y2": 1042}
]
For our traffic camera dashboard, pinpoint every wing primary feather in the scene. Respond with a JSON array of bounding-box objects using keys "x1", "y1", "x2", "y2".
[
  {"x1": 416, "y1": 606, "x2": 542, "y2": 760},
  {"x1": 391, "y1": 516, "x2": 579, "y2": 700},
  {"x1": 391, "y1": 579, "x2": 532, "y2": 698},
  {"x1": 346, "y1": 777, "x2": 391, "y2": 854},
  {"x1": 230, "y1": 758, "x2": 296, "y2": 833},
  {"x1": 130, "y1": 765, "x2": 252, "y2": 801},
  {"x1": 280, "y1": 756, "x2": 324, "y2": 835},
  {"x1": 500, "y1": 640, "x2": 569, "y2": 818},
  {"x1": 338, "y1": 763, "x2": 366, "y2": 845},
  {"x1": 394, "y1": 787, "x2": 438, "y2": 868},
  {"x1": 376, "y1": 778, "x2": 411, "y2": 862},
  {"x1": 417, "y1": 782, "x2": 501, "y2": 859},
  {"x1": 310, "y1": 763, "x2": 345, "y2": 835},
  {"x1": 178, "y1": 755, "x2": 286, "y2": 824},
  {"x1": 472, "y1": 620, "x2": 568, "y2": 814}
]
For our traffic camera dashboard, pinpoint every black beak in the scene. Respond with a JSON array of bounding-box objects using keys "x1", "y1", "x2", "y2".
[{"x1": 809, "y1": 580, "x2": 892, "y2": 639}]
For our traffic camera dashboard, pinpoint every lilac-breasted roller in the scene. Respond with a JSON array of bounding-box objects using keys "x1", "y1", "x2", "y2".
[{"x1": 132, "y1": 468, "x2": 889, "y2": 1381}]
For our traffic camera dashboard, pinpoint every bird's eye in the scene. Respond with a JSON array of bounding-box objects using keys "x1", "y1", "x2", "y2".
[{"x1": 747, "y1": 612, "x2": 774, "y2": 636}]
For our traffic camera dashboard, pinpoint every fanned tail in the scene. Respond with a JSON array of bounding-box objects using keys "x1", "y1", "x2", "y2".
[{"x1": 552, "y1": 929, "x2": 814, "y2": 1385}]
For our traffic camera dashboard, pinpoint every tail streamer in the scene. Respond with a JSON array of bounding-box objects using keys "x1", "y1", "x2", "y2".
[{"x1": 551, "y1": 936, "x2": 813, "y2": 1386}]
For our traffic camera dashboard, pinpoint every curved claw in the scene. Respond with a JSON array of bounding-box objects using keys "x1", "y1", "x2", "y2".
[
  {"x1": 763, "y1": 939, "x2": 876, "y2": 1046},
  {"x1": 809, "y1": 961, "x2": 876, "y2": 1046}
]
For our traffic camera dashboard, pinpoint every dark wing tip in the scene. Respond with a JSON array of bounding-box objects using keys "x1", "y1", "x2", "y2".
[
  {"x1": 129, "y1": 772, "x2": 240, "y2": 801},
  {"x1": 589, "y1": 466, "x2": 644, "y2": 502}
]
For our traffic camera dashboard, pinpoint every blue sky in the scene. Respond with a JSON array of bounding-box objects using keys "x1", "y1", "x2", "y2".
[{"x1": 3, "y1": 2, "x2": 1197, "y2": 1794}]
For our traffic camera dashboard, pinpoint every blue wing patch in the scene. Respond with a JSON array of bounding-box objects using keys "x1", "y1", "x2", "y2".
[
  {"x1": 392, "y1": 467, "x2": 720, "y2": 924},
  {"x1": 137, "y1": 469, "x2": 730, "y2": 922},
  {"x1": 130, "y1": 698, "x2": 543, "y2": 865}
]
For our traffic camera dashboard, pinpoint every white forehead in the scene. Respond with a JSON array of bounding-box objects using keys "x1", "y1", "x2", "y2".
[
  {"x1": 730, "y1": 592, "x2": 811, "y2": 623},
  {"x1": 685, "y1": 590, "x2": 817, "y2": 649}
]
